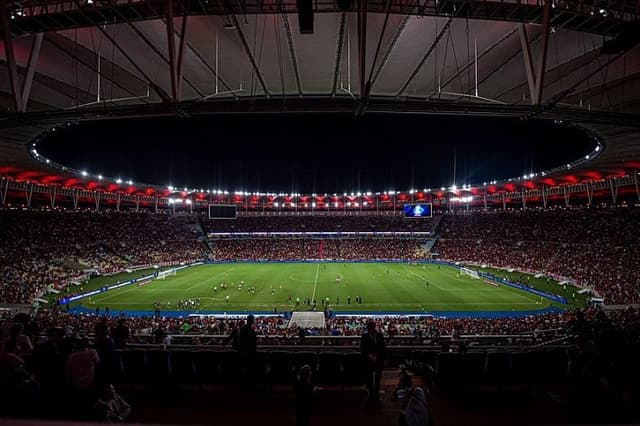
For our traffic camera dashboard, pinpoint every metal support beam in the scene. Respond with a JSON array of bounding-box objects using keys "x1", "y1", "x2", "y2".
[
  {"x1": 73, "y1": 0, "x2": 170, "y2": 102},
  {"x1": 370, "y1": 16, "x2": 410, "y2": 89},
  {"x1": 281, "y1": 13, "x2": 303, "y2": 96},
  {"x1": 502, "y1": 193, "x2": 506, "y2": 211},
  {"x1": 396, "y1": 15, "x2": 454, "y2": 97},
  {"x1": 116, "y1": 193, "x2": 121, "y2": 211},
  {"x1": 166, "y1": 0, "x2": 178, "y2": 101},
  {"x1": 136, "y1": 196, "x2": 141, "y2": 212},
  {"x1": 541, "y1": 186, "x2": 548, "y2": 208},
  {"x1": 518, "y1": 1, "x2": 552, "y2": 105},
  {"x1": 125, "y1": 22, "x2": 203, "y2": 97},
  {"x1": 20, "y1": 33, "x2": 43, "y2": 112},
  {"x1": 94, "y1": 191, "x2": 101, "y2": 210},
  {"x1": 331, "y1": 12, "x2": 347, "y2": 96},
  {"x1": 533, "y1": 0, "x2": 552, "y2": 104},
  {"x1": 357, "y1": 0, "x2": 368, "y2": 97},
  {"x1": 563, "y1": 186, "x2": 570, "y2": 207},
  {"x1": 1, "y1": 0, "x2": 24, "y2": 112},
  {"x1": 518, "y1": 24, "x2": 537, "y2": 103},
  {"x1": 635, "y1": 171, "x2": 640, "y2": 202},
  {"x1": 176, "y1": 14, "x2": 189, "y2": 100},
  {"x1": 521, "y1": 189, "x2": 526, "y2": 208},
  {"x1": 231, "y1": 14, "x2": 270, "y2": 97},
  {"x1": 586, "y1": 183, "x2": 593, "y2": 206},
  {"x1": 483, "y1": 191, "x2": 487, "y2": 209}
]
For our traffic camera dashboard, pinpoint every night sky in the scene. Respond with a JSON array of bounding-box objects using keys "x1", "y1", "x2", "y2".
[{"x1": 38, "y1": 114, "x2": 593, "y2": 193}]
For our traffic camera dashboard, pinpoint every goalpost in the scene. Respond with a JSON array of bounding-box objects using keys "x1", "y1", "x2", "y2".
[
  {"x1": 156, "y1": 269, "x2": 177, "y2": 280},
  {"x1": 460, "y1": 267, "x2": 481, "y2": 280}
]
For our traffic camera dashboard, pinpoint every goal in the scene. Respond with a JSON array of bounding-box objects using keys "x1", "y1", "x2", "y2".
[
  {"x1": 460, "y1": 267, "x2": 481, "y2": 279},
  {"x1": 156, "y1": 269, "x2": 177, "y2": 280}
]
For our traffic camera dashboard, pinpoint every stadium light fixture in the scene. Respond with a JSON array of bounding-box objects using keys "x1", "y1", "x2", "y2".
[
  {"x1": 451, "y1": 185, "x2": 457, "y2": 191},
  {"x1": 128, "y1": 180, "x2": 133, "y2": 185},
  {"x1": 595, "y1": 145, "x2": 600, "y2": 152},
  {"x1": 81, "y1": 171, "x2": 88, "y2": 177},
  {"x1": 334, "y1": 202, "x2": 339, "y2": 207},
  {"x1": 312, "y1": 202, "x2": 316, "y2": 208},
  {"x1": 354, "y1": 202, "x2": 359, "y2": 207},
  {"x1": 346, "y1": 202, "x2": 351, "y2": 207},
  {"x1": 46, "y1": 159, "x2": 50, "y2": 164},
  {"x1": 116, "y1": 178, "x2": 122, "y2": 184},
  {"x1": 585, "y1": 155, "x2": 590, "y2": 160},
  {"x1": 98, "y1": 175, "x2": 103, "y2": 180},
  {"x1": 185, "y1": 199, "x2": 192, "y2": 205},
  {"x1": 273, "y1": 202, "x2": 279, "y2": 207},
  {"x1": 291, "y1": 202, "x2": 296, "y2": 207},
  {"x1": 567, "y1": 164, "x2": 571, "y2": 169}
]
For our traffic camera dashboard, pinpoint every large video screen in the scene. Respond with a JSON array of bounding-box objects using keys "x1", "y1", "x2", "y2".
[
  {"x1": 208, "y1": 204, "x2": 237, "y2": 219},
  {"x1": 403, "y1": 203, "x2": 432, "y2": 218}
]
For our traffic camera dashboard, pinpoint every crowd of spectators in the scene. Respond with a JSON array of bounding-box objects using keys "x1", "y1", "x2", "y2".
[
  {"x1": 435, "y1": 208, "x2": 640, "y2": 304},
  {"x1": 0, "y1": 210, "x2": 208, "y2": 304},
  {"x1": 203, "y1": 214, "x2": 434, "y2": 233},
  {"x1": 16, "y1": 309, "x2": 569, "y2": 339},
  {"x1": 210, "y1": 238, "x2": 426, "y2": 261}
]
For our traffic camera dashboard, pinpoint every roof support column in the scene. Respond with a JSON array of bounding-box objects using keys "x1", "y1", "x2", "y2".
[
  {"x1": 502, "y1": 193, "x2": 506, "y2": 211},
  {"x1": 1, "y1": 0, "x2": 23, "y2": 112},
  {"x1": 1, "y1": 177, "x2": 9, "y2": 206},
  {"x1": 563, "y1": 186, "x2": 570, "y2": 207},
  {"x1": 609, "y1": 179, "x2": 618, "y2": 204},
  {"x1": 72, "y1": 190, "x2": 79, "y2": 210},
  {"x1": 25, "y1": 183, "x2": 33, "y2": 209},
  {"x1": 94, "y1": 192, "x2": 101, "y2": 211},
  {"x1": 586, "y1": 183, "x2": 593, "y2": 206},
  {"x1": 542, "y1": 186, "x2": 548, "y2": 208},
  {"x1": 50, "y1": 186, "x2": 57, "y2": 208},
  {"x1": 634, "y1": 171, "x2": 640, "y2": 202}
]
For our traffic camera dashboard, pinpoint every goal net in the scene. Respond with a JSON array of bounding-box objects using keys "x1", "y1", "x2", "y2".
[
  {"x1": 156, "y1": 268, "x2": 177, "y2": 280},
  {"x1": 460, "y1": 267, "x2": 480, "y2": 279}
]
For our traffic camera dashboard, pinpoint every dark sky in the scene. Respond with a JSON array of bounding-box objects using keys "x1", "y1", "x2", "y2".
[{"x1": 39, "y1": 114, "x2": 593, "y2": 193}]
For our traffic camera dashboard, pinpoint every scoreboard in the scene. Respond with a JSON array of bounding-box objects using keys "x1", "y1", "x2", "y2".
[
  {"x1": 403, "y1": 203, "x2": 432, "y2": 218},
  {"x1": 208, "y1": 204, "x2": 237, "y2": 219}
]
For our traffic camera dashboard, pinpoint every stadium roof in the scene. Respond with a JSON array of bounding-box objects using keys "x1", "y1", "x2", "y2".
[{"x1": 0, "y1": 0, "x2": 639, "y2": 195}]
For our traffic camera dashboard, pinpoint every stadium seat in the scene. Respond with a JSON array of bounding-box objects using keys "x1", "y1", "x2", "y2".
[
  {"x1": 293, "y1": 351, "x2": 318, "y2": 376},
  {"x1": 317, "y1": 352, "x2": 343, "y2": 386},
  {"x1": 267, "y1": 351, "x2": 295, "y2": 385},
  {"x1": 120, "y1": 349, "x2": 148, "y2": 384},
  {"x1": 485, "y1": 352, "x2": 511, "y2": 386},
  {"x1": 341, "y1": 352, "x2": 367, "y2": 386},
  {"x1": 193, "y1": 350, "x2": 220, "y2": 384},
  {"x1": 509, "y1": 352, "x2": 534, "y2": 384},
  {"x1": 146, "y1": 349, "x2": 171, "y2": 384},
  {"x1": 170, "y1": 350, "x2": 196, "y2": 384}
]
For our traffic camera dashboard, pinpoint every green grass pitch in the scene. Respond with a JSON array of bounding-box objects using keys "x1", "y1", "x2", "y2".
[{"x1": 70, "y1": 263, "x2": 586, "y2": 314}]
